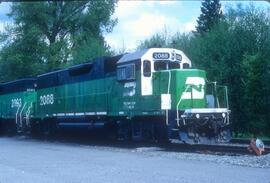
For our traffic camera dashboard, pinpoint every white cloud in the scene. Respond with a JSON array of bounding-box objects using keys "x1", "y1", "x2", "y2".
[
  {"x1": 159, "y1": 1, "x2": 178, "y2": 5},
  {"x1": 0, "y1": 21, "x2": 10, "y2": 32},
  {"x1": 0, "y1": 22, "x2": 4, "y2": 32},
  {"x1": 126, "y1": 13, "x2": 167, "y2": 37},
  {"x1": 106, "y1": 35, "x2": 119, "y2": 49},
  {"x1": 114, "y1": 1, "x2": 142, "y2": 19},
  {"x1": 105, "y1": 1, "x2": 196, "y2": 51},
  {"x1": 108, "y1": 11, "x2": 182, "y2": 51},
  {"x1": 181, "y1": 21, "x2": 196, "y2": 33}
]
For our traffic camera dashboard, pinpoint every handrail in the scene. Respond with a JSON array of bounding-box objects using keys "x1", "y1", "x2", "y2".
[
  {"x1": 206, "y1": 81, "x2": 229, "y2": 109},
  {"x1": 225, "y1": 86, "x2": 229, "y2": 109},
  {"x1": 15, "y1": 105, "x2": 21, "y2": 126},
  {"x1": 19, "y1": 102, "x2": 27, "y2": 130},
  {"x1": 166, "y1": 70, "x2": 171, "y2": 125},
  {"x1": 176, "y1": 85, "x2": 191, "y2": 127},
  {"x1": 25, "y1": 102, "x2": 33, "y2": 127}
]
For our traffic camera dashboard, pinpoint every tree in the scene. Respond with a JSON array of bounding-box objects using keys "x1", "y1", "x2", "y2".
[
  {"x1": 0, "y1": 1, "x2": 117, "y2": 81},
  {"x1": 0, "y1": 25, "x2": 47, "y2": 81},
  {"x1": 242, "y1": 53, "x2": 269, "y2": 135},
  {"x1": 195, "y1": 0, "x2": 223, "y2": 35},
  {"x1": 137, "y1": 27, "x2": 170, "y2": 50},
  {"x1": 137, "y1": 34, "x2": 167, "y2": 50}
]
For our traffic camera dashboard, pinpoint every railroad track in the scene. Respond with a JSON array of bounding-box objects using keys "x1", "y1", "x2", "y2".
[
  {"x1": 6, "y1": 134, "x2": 270, "y2": 156},
  {"x1": 162, "y1": 143, "x2": 270, "y2": 156},
  {"x1": 230, "y1": 138, "x2": 270, "y2": 145}
]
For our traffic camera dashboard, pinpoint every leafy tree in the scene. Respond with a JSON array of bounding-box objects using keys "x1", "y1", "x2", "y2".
[
  {"x1": 170, "y1": 33, "x2": 193, "y2": 56},
  {"x1": 242, "y1": 53, "x2": 269, "y2": 135},
  {"x1": 195, "y1": 0, "x2": 223, "y2": 35},
  {"x1": 226, "y1": 5, "x2": 270, "y2": 136},
  {"x1": 137, "y1": 27, "x2": 170, "y2": 50},
  {"x1": 0, "y1": 26, "x2": 47, "y2": 81},
  {"x1": 0, "y1": 1, "x2": 117, "y2": 81},
  {"x1": 71, "y1": 37, "x2": 112, "y2": 65},
  {"x1": 137, "y1": 34, "x2": 167, "y2": 50}
]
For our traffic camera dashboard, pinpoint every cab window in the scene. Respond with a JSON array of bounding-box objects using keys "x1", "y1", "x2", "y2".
[
  {"x1": 169, "y1": 62, "x2": 180, "y2": 69},
  {"x1": 143, "y1": 60, "x2": 151, "y2": 77},
  {"x1": 154, "y1": 60, "x2": 180, "y2": 71},
  {"x1": 154, "y1": 61, "x2": 167, "y2": 71},
  {"x1": 183, "y1": 63, "x2": 190, "y2": 69}
]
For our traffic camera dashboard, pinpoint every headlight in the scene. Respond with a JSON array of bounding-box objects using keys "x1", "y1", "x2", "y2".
[
  {"x1": 196, "y1": 113, "x2": 200, "y2": 119},
  {"x1": 222, "y1": 113, "x2": 226, "y2": 118}
]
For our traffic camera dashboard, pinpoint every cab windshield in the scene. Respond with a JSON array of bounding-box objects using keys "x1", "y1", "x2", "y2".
[{"x1": 154, "y1": 60, "x2": 180, "y2": 71}]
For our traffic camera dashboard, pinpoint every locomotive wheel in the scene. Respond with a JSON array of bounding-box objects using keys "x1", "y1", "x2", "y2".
[
  {"x1": 129, "y1": 117, "x2": 169, "y2": 143},
  {"x1": 7, "y1": 120, "x2": 17, "y2": 136},
  {"x1": 105, "y1": 121, "x2": 118, "y2": 141},
  {"x1": 154, "y1": 121, "x2": 169, "y2": 144},
  {"x1": 40, "y1": 118, "x2": 57, "y2": 139},
  {"x1": 29, "y1": 119, "x2": 42, "y2": 138},
  {"x1": 0, "y1": 120, "x2": 2, "y2": 135},
  {"x1": 117, "y1": 120, "x2": 132, "y2": 141}
]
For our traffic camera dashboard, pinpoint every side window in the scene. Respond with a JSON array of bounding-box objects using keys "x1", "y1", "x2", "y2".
[
  {"x1": 117, "y1": 67, "x2": 126, "y2": 80},
  {"x1": 117, "y1": 64, "x2": 135, "y2": 81},
  {"x1": 143, "y1": 60, "x2": 151, "y2": 77}
]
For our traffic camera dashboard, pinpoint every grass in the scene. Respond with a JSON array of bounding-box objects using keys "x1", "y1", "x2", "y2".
[{"x1": 232, "y1": 132, "x2": 270, "y2": 141}]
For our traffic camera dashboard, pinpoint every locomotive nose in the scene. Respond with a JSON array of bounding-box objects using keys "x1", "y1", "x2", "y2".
[
  {"x1": 171, "y1": 69, "x2": 207, "y2": 110},
  {"x1": 165, "y1": 69, "x2": 231, "y2": 144},
  {"x1": 153, "y1": 69, "x2": 207, "y2": 110}
]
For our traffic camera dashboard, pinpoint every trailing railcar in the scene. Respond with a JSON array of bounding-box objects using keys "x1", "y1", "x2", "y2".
[
  {"x1": 0, "y1": 78, "x2": 36, "y2": 134},
  {"x1": 0, "y1": 48, "x2": 231, "y2": 144}
]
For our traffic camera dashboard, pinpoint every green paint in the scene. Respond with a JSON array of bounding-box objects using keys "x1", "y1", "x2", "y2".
[
  {"x1": 0, "y1": 68, "x2": 208, "y2": 120},
  {"x1": 153, "y1": 69, "x2": 207, "y2": 110},
  {"x1": 0, "y1": 90, "x2": 36, "y2": 119}
]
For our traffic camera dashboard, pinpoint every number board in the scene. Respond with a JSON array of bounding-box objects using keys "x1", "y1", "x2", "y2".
[{"x1": 152, "y1": 52, "x2": 170, "y2": 60}]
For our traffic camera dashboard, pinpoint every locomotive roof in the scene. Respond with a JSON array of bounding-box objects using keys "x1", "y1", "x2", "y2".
[
  {"x1": 38, "y1": 61, "x2": 96, "y2": 78},
  {"x1": 0, "y1": 77, "x2": 36, "y2": 94},
  {"x1": 117, "y1": 49, "x2": 148, "y2": 64},
  {"x1": 0, "y1": 77, "x2": 36, "y2": 85},
  {"x1": 37, "y1": 57, "x2": 109, "y2": 89},
  {"x1": 37, "y1": 55, "x2": 123, "y2": 79}
]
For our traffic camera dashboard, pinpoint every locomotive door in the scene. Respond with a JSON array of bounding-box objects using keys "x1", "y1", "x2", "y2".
[{"x1": 141, "y1": 60, "x2": 152, "y2": 96}]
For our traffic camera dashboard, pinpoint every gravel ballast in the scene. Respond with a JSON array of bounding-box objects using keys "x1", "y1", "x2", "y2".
[{"x1": 0, "y1": 137, "x2": 269, "y2": 183}]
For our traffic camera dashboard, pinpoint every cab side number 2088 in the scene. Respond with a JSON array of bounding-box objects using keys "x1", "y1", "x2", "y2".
[{"x1": 40, "y1": 94, "x2": 54, "y2": 106}]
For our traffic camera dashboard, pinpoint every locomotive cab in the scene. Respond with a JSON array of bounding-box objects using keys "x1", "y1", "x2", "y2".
[{"x1": 140, "y1": 49, "x2": 191, "y2": 96}]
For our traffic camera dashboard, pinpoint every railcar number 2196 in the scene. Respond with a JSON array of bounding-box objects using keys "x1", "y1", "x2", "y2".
[{"x1": 11, "y1": 98, "x2": 22, "y2": 108}]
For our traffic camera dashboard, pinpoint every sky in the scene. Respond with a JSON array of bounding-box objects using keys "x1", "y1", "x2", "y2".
[{"x1": 0, "y1": 1, "x2": 269, "y2": 52}]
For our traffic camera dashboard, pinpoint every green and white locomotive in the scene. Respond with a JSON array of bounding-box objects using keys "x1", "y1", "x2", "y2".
[{"x1": 0, "y1": 48, "x2": 231, "y2": 144}]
